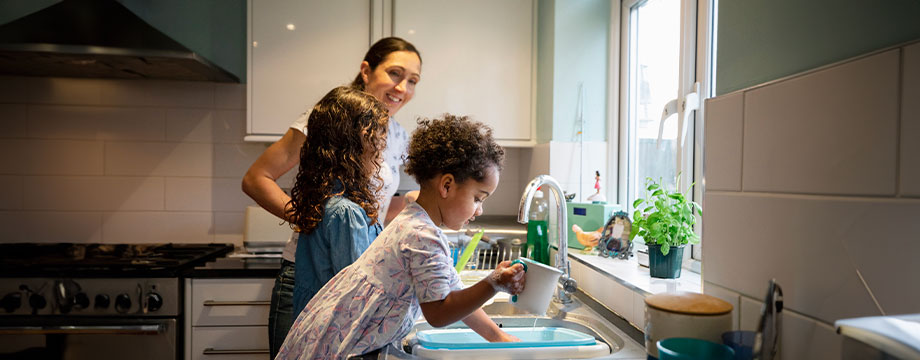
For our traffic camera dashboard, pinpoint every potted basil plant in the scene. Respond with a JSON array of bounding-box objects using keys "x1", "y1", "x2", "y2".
[{"x1": 629, "y1": 175, "x2": 701, "y2": 278}]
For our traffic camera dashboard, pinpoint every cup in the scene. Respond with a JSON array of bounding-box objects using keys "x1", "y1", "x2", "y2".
[
  {"x1": 721, "y1": 330, "x2": 756, "y2": 360},
  {"x1": 509, "y1": 258, "x2": 562, "y2": 315}
]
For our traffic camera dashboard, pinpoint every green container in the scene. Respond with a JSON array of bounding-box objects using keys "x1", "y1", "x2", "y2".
[
  {"x1": 566, "y1": 202, "x2": 621, "y2": 249},
  {"x1": 647, "y1": 244, "x2": 684, "y2": 279},
  {"x1": 526, "y1": 220, "x2": 550, "y2": 265},
  {"x1": 657, "y1": 338, "x2": 735, "y2": 360}
]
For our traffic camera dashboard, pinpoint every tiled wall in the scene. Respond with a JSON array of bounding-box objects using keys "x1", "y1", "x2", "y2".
[
  {"x1": 702, "y1": 41, "x2": 920, "y2": 359},
  {"x1": 0, "y1": 76, "x2": 532, "y2": 246},
  {"x1": 0, "y1": 76, "x2": 269, "y2": 245}
]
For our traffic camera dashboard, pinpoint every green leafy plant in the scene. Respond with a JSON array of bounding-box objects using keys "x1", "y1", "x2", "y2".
[{"x1": 629, "y1": 175, "x2": 702, "y2": 256}]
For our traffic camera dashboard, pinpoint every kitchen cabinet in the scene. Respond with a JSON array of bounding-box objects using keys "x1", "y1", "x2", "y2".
[
  {"x1": 392, "y1": 0, "x2": 536, "y2": 145},
  {"x1": 184, "y1": 278, "x2": 273, "y2": 360},
  {"x1": 246, "y1": 0, "x2": 537, "y2": 146},
  {"x1": 246, "y1": 0, "x2": 372, "y2": 141}
]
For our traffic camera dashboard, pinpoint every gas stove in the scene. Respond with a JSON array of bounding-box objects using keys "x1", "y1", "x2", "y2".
[{"x1": 0, "y1": 243, "x2": 233, "y2": 359}]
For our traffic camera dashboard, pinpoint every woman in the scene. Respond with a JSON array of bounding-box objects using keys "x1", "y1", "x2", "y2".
[{"x1": 241, "y1": 37, "x2": 421, "y2": 359}]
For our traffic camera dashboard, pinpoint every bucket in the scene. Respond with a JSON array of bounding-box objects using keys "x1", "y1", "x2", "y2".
[
  {"x1": 509, "y1": 258, "x2": 562, "y2": 315},
  {"x1": 657, "y1": 338, "x2": 735, "y2": 360}
]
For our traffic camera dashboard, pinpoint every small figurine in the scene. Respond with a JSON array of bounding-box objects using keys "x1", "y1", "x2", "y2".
[
  {"x1": 572, "y1": 224, "x2": 604, "y2": 252},
  {"x1": 586, "y1": 170, "x2": 606, "y2": 202}
]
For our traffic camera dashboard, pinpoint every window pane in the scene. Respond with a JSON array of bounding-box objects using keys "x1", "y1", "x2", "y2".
[{"x1": 630, "y1": 0, "x2": 681, "y2": 195}]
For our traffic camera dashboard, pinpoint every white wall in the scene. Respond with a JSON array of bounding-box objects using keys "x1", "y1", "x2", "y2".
[
  {"x1": 0, "y1": 76, "x2": 532, "y2": 246},
  {"x1": 0, "y1": 76, "x2": 264, "y2": 245},
  {"x1": 702, "y1": 41, "x2": 920, "y2": 359}
]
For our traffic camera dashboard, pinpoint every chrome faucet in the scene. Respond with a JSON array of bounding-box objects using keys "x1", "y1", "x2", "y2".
[{"x1": 518, "y1": 175, "x2": 577, "y2": 304}]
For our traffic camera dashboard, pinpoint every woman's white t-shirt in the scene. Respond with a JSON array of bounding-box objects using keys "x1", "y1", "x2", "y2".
[{"x1": 281, "y1": 112, "x2": 409, "y2": 261}]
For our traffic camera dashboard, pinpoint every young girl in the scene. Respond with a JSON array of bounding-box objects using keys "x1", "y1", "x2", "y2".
[
  {"x1": 277, "y1": 115, "x2": 526, "y2": 359},
  {"x1": 285, "y1": 86, "x2": 390, "y2": 314}
]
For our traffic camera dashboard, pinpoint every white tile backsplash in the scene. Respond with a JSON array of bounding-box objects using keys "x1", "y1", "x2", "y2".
[
  {"x1": 98, "y1": 79, "x2": 214, "y2": 108},
  {"x1": 703, "y1": 92, "x2": 743, "y2": 191},
  {"x1": 781, "y1": 311, "x2": 842, "y2": 360},
  {"x1": 0, "y1": 176, "x2": 23, "y2": 210},
  {"x1": 102, "y1": 211, "x2": 214, "y2": 243},
  {"x1": 742, "y1": 49, "x2": 899, "y2": 196},
  {"x1": 106, "y1": 142, "x2": 213, "y2": 177},
  {"x1": 0, "y1": 211, "x2": 103, "y2": 243},
  {"x1": 24, "y1": 176, "x2": 165, "y2": 211},
  {"x1": 704, "y1": 41, "x2": 920, "y2": 359},
  {"x1": 0, "y1": 139, "x2": 104, "y2": 175},
  {"x1": 28, "y1": 105, "x2": 166, "y2": 141},
  {"x1": 213, "y1": 143, "x2": 265, "y2": 178},
  {"x1": 704, "y1": 192, "x2": 887, "y2": 323},
  {"x1": 739, "y1": 296, "x2": 762, "y2": 331},
  {"x1": 901, "y1": 42, "x2": 920, "y2": 197},
  {"x1": 704, "y1": 281, "x2": 741, "y2": 330},
  {"x1": 215, "y1": 83, "x2": 246, "y2": 110},
  {"x1": 0, "y1": 104, "x2": 28, "y2": 138},
  {"x1": 0, "y1": 77, "x2": 251, "y2": 246}
]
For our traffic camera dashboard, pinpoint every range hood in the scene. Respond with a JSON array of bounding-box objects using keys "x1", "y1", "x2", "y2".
[{"x1": 0, "y1": 0, "x2": 239, "y2": 83}]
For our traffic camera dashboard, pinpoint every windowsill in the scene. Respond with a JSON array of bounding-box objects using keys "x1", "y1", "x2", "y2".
[{"x1": 566, "y1": 249, "x2": 702, "y2": 297}]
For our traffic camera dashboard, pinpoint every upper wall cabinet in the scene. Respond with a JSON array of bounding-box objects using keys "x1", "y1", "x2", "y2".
[
  {"x1": 246, "y1": 0, "x2": 536, "y2": 146},
  {"x1": 246, "y1": 0, "x2": 371, "y2": 141},
  {"x1": 392, "y1": 0, "x2": 535, "y2": 145}
]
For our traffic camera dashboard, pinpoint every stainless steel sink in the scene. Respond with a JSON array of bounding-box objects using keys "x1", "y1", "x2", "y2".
[{"x1": 384, "y1": 292, "x2": 647, "y2": 359}]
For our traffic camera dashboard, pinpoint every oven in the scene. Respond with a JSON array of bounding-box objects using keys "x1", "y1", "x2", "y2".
[{"x1": 0, "y1": 243, "x2": 233, "y2": 360}]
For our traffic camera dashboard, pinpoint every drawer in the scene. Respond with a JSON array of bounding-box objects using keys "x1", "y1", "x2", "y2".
[
  {"x1": 191, "y1": 326, "x2": 269, "y2": 360},
  {"x1": 191, "y1": 278, "x2": 273, "y2": 326}
]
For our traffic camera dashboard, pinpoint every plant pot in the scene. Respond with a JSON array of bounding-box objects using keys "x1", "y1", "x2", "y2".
[{"x1": 647, "y1": 244, "x2": 684, "y2": 278}]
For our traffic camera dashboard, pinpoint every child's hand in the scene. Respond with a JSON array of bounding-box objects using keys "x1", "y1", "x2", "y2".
[
  {"x1": 494, "y1": 330, "x2": 521, "y2": 342},
  {"x1": 486, "y1": 260, "x2": 526, "y2": 295}
]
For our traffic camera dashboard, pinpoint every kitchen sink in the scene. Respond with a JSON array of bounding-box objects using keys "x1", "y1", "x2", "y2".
[{"x1": 385, "y1": 290, "x2": 646, "y2": 359}]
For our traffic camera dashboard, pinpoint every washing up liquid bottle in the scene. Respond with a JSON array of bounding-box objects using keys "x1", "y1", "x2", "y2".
[{"x1": 526, "y1": 187, "x2": 550, "y2": 265}]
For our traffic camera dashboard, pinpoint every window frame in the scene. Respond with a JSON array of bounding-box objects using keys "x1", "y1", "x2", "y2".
[{"x1": 606, "y1": 0, "x2": 716, "y2": 265}]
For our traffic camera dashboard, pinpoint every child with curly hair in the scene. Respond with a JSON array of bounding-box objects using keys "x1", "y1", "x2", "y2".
[
  {"x1": 277, "y1": 115, "x2": 526, "y2": 359},
  {"x1": 285, "y1": 86, "x2": 390, "y2": 315}
]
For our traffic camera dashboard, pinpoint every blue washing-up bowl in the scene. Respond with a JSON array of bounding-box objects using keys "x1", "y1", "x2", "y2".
[
  {"x1": 416, "y1": 327, "x2": 596, "y2": 349},
  {"x1": 657, "y1": 337, "x2": 735, "y2": 360}
]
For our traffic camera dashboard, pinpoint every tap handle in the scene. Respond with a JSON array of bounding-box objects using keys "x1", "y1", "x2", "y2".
[{"x1": 560, "y1": 275, "x2": 577, "y2": 294}]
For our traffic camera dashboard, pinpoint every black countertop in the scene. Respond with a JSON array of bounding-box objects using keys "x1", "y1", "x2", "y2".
[{"x1": 186, "y1": 255, "x2": 281, "y2": 278}]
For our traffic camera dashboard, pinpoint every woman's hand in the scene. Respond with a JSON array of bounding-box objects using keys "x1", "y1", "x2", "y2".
[{"x1": 485, "y1": 260, "x2": 525, "y2": 295}]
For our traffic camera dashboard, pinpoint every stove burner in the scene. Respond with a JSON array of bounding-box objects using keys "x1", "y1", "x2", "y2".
[{"x1": 0, "y1": 243, "x2": 234, "y2": 277}]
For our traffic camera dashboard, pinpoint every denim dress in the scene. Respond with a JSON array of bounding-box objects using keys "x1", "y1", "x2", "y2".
[{"x1": 292, "y1": 196, "x2": 383, "y2": 315}]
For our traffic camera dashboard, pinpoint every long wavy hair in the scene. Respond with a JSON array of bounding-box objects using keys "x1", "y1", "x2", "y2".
[{"x1": 286, "y1": 86, "x2": 389, "y2": 234}]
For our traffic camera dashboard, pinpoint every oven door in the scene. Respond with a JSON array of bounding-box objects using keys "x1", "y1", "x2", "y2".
[{"x1": 0, "y1": 317, "x2": 176, "y2": 360}]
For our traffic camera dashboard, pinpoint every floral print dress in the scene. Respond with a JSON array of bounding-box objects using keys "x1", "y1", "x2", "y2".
[{"x1": 276, "y1": 202, "x2": 461, "y2": 359}]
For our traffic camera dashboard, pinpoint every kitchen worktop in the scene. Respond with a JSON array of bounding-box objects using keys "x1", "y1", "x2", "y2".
[{"x1": 186, "y1": 254, "x2": 280, "y2": 278}]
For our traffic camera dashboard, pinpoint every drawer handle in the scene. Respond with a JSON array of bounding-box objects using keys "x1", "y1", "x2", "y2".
[
  {"x1": 203, "y1": 348, "x2": 270, "y2": 355},
  {"x1": 202, "y1": 300, "x2": 271, "y2": 306}
]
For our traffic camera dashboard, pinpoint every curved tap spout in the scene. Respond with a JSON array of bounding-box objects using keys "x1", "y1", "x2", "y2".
[{"x1": 518, "y1": 175, "x2": 576, "y2": 304}]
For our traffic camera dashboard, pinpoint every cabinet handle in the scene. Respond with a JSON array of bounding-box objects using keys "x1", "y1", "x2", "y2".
[
  {"x1": 202, "y1": 300, "x2": 270, "y2": 306},
  {"x1": 203, "y1": 348, "x2": 270, "y2": 355},
  {"x1": 0, "y1": 324, "x2": 164, "y2": 335}
]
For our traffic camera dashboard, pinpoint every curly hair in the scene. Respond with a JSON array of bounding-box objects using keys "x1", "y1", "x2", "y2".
[
  {"x1": 286, "y1": 86, "x2": 389, "y2": 234},
  {"x1": 404, "y1": 114, "x2": 504, "y2": 184}
]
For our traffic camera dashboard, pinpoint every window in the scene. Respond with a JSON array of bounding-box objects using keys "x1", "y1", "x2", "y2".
[{"x1": 612, "y1": 0, "x2": 715, "y2": 261}]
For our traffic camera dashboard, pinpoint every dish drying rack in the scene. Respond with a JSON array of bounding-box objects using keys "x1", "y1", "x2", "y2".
[{"x1": 447, "y1": 230, "x2": 527, "y2": 270}]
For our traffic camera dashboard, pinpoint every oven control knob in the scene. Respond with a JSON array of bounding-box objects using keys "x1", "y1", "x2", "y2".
[
  {"x1": 1, "y1": 293, "x2": 21, "y2": 313},
  {"x1": 73, "y1": 292, "x2": 90, "y2": 310},
  {"x1": 94, "y1": 294, "x2": 110, "y2": 309},
  {"x1": 114, "y1": 293, "x2": 131, "y2": 313},
  {"x1": 146, "y1": 292, "x2": 163, "y2": 312},
  {"x1": 29, "y1": 294, "x2": 46, "y2": 310}
]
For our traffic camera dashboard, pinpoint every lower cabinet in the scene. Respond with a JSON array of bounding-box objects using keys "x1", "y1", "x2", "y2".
[{"x1": 185, "y1": 278, "x2": 274, "y2": 360}]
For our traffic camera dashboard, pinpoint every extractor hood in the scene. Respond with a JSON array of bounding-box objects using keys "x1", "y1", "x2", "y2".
[{"x1": 0, "y1": 0, "x2": 239, "y2": 83}]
